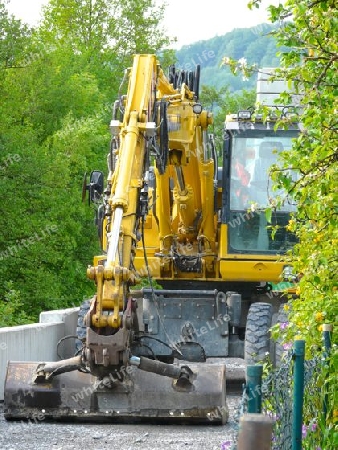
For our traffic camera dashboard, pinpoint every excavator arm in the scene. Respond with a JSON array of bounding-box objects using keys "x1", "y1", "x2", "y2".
[
  {"x1": 84, "y1": 55, "x2": 194, "y2": 377},
  {"x1": 84, "y1": 55, "x2": 162, "y2": 375},
  {"x1": 84, "y1": 54, "x2": 215, "y2": 378}
]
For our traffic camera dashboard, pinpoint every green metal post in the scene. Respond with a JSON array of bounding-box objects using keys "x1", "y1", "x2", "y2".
[
  {"x1": 246, "y1": 365, "x2": 263, "y2": 413},
  {"x1": 323, "y1": 323, "x2": 332, "y2": 354},
  {"x1": 292, "y1": 340, "x2": 305, "y2": 450},
  {"x1": 322, "y1": 324, "x2": 332, "y2": 419}
]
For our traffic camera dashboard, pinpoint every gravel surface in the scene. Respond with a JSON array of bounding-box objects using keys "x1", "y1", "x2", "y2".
[
  {"x1": 0, "y1": 360, "x2": 245, "y2": 450},
  {"x1": 0, "y1": 395, "x2": 241, "y2": 450}
]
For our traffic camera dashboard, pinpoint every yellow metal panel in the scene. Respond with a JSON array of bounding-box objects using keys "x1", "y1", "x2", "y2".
[
  {"x1": 133, "y1": 256, "x2": 161, "y2": 278},
  {"x1": 218, "y1": 224, "x2": 228, "y2": 258},
  {"x1": 219, "y1": 260, "x2": 284, "y2": 282},
  {"x1": 93, "y1": 255, "x2": 107, "y2": 266}
]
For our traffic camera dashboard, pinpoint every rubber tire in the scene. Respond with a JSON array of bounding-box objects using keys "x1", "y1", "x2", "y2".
[
  {"x1": 244, "y1": 302, "x2": 273, "y2": 365},
  {"x1": 75, "y1": 298, "x2": 92, "y2": 354}
]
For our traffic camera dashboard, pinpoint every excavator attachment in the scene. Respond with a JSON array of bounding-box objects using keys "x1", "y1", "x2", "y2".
[{"x1": 4, "y1": 360, "x2": 228, "y2": 424}]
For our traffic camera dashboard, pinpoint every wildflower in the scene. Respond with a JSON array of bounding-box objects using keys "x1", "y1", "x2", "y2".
[
  {"x1": 302, "y1": 424, "x2": 308, "y2": 438},
  {"x1": 221, "y1": 57, "x2": 231, "y2": 66},
  {"x1": 280, "y1": 322, "x2": 288, "y2": 330},
  {"x1": 238, "y1": 57, "x2": 247, "y2": 68},
  {"x1": 283, "y1": 304, "x2": 290, "y2": 311},
  {"x1": 311, "y1": 423, "x2": 317, "y2": 432},
  {"x1": 221, "y1": 441, "x2": 232, "y2": 450},
  {"x1": 286, "y1": 219, "x2": 295, "y2": 231},
  {"x1": 250, "y1": 202, "x2": 258, "y2": 212},
  {"x1": 315, "y1": 312, "x2": 324, "y2": 322},
  {"x1": 283, "y1": 342, "x2": 292, "y2": 351}
]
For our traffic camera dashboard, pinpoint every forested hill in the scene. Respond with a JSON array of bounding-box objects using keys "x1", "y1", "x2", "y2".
[{"x1": 175, "y1": 23, "x2": 281, "y2": 91}]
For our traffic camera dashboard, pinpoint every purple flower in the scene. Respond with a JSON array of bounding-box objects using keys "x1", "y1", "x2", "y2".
[
  {"x1": 302, "y1": 424, "x2": 308, "y2": 439},
  {"x1": 311, "y1": 423, "x2": 317, "y2": 432},
  {"x1": 221, "y1": 441, "x2": 232, "y2": 450},
  {"x1": 280, "y1": 322, "x2": 288, "y2": 330},
  {"x1": 283, "y1": 342, "x2": 292, "y2": 350}
]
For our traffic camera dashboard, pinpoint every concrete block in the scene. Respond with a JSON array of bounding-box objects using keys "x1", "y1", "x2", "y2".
[
  {"x1": 0, "y1": 322, "x2": 64, "y2": 400},
  {"x1": 0, "y1": 307, "x2": 80, "y2": 400},
  {"x1": 40, "y1": 307, "x2": 79, "y2": 358},
  {"x1": 237, "y1": 413, "x2": 274, "y2": 449}
]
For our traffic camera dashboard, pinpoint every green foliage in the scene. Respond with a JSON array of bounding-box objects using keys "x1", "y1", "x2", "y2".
[
  {"x1": 0, "y1": 1, "x2": 31, "y2": 71},
  {"x1": 221, "y1": 1, "x2": 337, "y2": 446},
  {"x1": 0, "y1": 282, "x2": 34, "y2": 327},
  {"x1": 267, "y1": 1, "x2": 337, "y2": 342},
  {"x1": 0, "y1": 0, "x2": 173, "y2": 323},
  {"x1": 227, "y1": 0, "x2": 338, "y2": 445}
]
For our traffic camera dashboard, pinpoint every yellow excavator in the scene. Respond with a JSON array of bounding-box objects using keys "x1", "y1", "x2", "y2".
[{"x1": 4, "y1": 56, "x2": 300, "y2": 423}]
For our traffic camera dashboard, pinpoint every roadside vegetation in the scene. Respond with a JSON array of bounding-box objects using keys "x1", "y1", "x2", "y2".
[{"x1": 223, "y1": 1, "x2": 337, "y2": 447}]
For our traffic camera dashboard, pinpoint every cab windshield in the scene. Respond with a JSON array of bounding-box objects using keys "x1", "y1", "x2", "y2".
[
  {"x1": 230, "y1": 130, "x2": 298, "y2": 211},
  {"x1": 228, "y1": 129, "x2": 298, "y2": 254}
]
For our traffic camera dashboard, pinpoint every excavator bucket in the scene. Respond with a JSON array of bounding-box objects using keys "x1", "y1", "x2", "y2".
[{"x1": 4, "y1": 360, "x2": 228, "y2": 424}]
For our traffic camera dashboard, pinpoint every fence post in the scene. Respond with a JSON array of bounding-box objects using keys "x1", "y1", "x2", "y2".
[
  {"x1": 246, "y1": 364, "x2": 263, "y2": 413},
  {"x1": 237, "y1": 414, "x2": 274, "y2": 450},
  {"x1": 322, "y1": 324, "x2": 332, "y2": 419},
  {"x1": 292, "y1": 339, "x2": 305, "y2": 450},
  {"x1": 323, "y1": 324, "x2": 332, "y2": 353}
]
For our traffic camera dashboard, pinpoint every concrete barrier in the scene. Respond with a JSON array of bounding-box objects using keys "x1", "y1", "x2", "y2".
[
  {"x1": 0, "y1": 307, "x2": 79, "y2": 400},
  {"x1": 40, "y1": 307, "x2": 79, "y2": 358}
]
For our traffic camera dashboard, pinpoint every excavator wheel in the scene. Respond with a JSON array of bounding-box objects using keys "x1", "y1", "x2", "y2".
[{"x1": 244, "y1": 302, "x2": 273, "y2": 365}]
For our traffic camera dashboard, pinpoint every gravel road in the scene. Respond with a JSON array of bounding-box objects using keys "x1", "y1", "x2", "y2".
[
  {"x1": 0, "y1": 394, "x2": 240, "y2": 450},
  {"x1": 0, "y1": 360, "x2": 245, "y2": 450}
]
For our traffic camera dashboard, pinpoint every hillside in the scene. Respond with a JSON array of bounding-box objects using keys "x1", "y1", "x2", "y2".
[{"x1": 174, "y1": 23, "x2": 282, "y2": 91}]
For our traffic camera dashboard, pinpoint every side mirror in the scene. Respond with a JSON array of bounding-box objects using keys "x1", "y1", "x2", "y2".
[{"x1": 82, "y1": 170, "x2": 104, "y2": 204}]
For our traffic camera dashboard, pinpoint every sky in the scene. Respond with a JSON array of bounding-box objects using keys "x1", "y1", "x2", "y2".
[{"x1": 7, "y1": 0, "x2": 279, "y2": 48}]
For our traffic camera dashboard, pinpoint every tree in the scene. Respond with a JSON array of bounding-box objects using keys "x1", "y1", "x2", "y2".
[
  {"x1": 222, "y1": 0, "x2": 337, "y2": 346},
  {"x1": 255, "y1": 2, "x2": 337, "y2": 342},
  {"x1": 267, "y1": 4, "x2": 337, "y2": 442},
  {"x1": 0, "y1": 0, "x2": 175, "y2": 321},
  {"x1": 38, "y1": 0, "x2": 174, "y2": 95},
  {"x1": 224, "y1": 1, "x2": 337, "y2": 445},
  {"x1": 0, "y1": 0, "x2": 31, "y2": 71}
]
